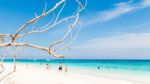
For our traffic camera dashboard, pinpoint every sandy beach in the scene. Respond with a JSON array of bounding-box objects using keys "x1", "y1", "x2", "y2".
[
  {"x1": 0, "y1": 0, "x2": 150, "y2": 84},
  {"x1": 0, "y1": 63, "x2": 149, "y2": 84}
]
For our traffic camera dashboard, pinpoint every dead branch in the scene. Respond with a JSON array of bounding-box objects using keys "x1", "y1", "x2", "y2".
[
  {"x1": 0, "y1": 0, "x2": 86, "y2": 58},
  {"x1": 0, "y1": 0, "x2": 87, "y2": 81},
  {"x1": 12, "y1": 0, "x2": 65, "y2": 43}
]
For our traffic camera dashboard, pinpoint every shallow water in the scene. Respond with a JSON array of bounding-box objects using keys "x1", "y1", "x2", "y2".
[{"x1": 2, "y1": 59, "x2": 150, "y2": 76}]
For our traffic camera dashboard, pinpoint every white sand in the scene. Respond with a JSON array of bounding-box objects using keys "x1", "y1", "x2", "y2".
[{"x1": 0, "y1": 63, "x2": 149, "y2": 84}]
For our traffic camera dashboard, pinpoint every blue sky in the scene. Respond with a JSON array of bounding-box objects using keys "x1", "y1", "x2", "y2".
[{"x1": 0, "y1": 0, "x2": 150, "y2": 59}]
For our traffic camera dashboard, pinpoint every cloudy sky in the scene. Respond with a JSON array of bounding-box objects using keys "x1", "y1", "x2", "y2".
[{"x1": 0, "y1": 0, "x2": 150, "y2": 59}]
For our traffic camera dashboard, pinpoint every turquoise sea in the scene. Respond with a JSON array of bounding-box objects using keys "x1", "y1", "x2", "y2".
[{"x1": 3, "y1": 59, "x2": 150, "y2": 77}]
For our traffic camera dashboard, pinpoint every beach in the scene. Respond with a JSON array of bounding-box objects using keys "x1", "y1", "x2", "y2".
[
  {"x1": 0, "y1": 0, "x2": 150, "y2": 84},
  {"x1": 0, "y1": 62, "x2": 150, "y2": 84}
]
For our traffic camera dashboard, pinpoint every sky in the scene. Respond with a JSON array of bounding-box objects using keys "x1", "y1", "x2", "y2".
[{"x1": 0, "y1": 0, "x2": 150, "y2": 59}]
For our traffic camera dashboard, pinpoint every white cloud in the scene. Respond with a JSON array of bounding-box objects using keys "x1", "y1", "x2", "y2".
[
  {"x1": 63, "y1": 0, "x2": 150, "y2": 59},
  {"x1": 76, "y1": 33, "x2": 150, "y2": 49},
  {"x1": 65, "y1": 33, "x2": 150, "y2": 59},
  {"x1": 141, "y1": 0, "x2": 150, "y2": 7},
  {"x1": 99, "y1": 1, "x2": 134, "y2": 21},
  {"x1": 84, "y1": 0, "x2": 150, "y2": 26}
]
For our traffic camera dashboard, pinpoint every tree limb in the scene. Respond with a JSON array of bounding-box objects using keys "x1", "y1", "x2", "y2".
[{"x1": 12, "y1": 0, "x2": 65, "y2": 43}]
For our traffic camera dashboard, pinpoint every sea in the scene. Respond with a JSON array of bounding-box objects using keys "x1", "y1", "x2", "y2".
[{"x1": 2, "y1": 59, "x2": 150, "y2": 77}]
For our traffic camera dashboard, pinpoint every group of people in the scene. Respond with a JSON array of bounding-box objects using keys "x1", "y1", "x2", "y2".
[
  {"x1": 46, "y1": 63, "x2": 68, "y2": 73},
  {"x1": 58, "y1": 64, "x2": 68, "y2": 73}
]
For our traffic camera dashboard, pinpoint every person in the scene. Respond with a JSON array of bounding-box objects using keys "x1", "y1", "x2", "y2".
[
  {"x1": 58, "y1": 63, "x2": 62, "y2": 72},
  {"x1": 97, "y1": 66, "x2": 100, "y2": 70},
  {"x1": 46, "y1": 64, "x2": 49, "y2": 70},
  {"x1": 46, "y1": 64, "x2": 51, "y2": 70},
  {"x1": 64, "y1": 65, "x2": 68, "y2": 73}
]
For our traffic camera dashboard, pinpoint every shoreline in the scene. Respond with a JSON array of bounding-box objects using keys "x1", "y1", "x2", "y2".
[{"x1": 0, "y1": 63, "x2": 149, "y2": 84}]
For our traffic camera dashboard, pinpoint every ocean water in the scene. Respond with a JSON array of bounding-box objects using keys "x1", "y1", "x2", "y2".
[{"x1": 2, "y1": 59, "x2": 150, "y2": 76}]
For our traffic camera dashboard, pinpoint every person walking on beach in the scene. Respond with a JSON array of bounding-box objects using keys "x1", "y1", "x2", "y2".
[
  {"x1": 65, "y1": 65, "x2": 68, "y2": 73},
  {"x1": 58, "y1": 63, "x2": 62, "y2": 72}
]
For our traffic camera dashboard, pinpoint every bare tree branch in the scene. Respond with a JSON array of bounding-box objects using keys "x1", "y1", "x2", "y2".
[
  {"x1": 12, "y1": 0, "x2": 65, "y2": 43},
  {"x1": 48, "y1": 13, "x2": 79, "y2": 51},
  {"x1": 57, "y1": 21, "x2": 81, "y2": 51},
  {"x1": 0, "y1": 0, "x2": 87, "y2": 81},
  {"x1": 19, "y1": 15, "x2": 76, "y2": 37}
]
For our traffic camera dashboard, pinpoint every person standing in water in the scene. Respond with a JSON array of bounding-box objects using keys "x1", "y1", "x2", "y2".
[
  {"x1": 46, "y1": 64, "x2": 49, "y2": 70},
  {"x1": 46, "y1": 64, "x2": 50, "y2": 70},
  {"x1": 97, "y1": 66, "x2": 100, "y2": 70}
]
